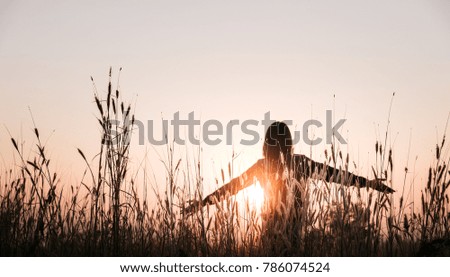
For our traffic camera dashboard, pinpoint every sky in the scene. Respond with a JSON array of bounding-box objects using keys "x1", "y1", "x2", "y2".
[{"x1": 0, "y1": 0, "x2": 449, "y2": 206}]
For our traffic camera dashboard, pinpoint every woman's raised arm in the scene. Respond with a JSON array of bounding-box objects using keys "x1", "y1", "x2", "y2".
[
  {"x1": 184, "y1": 159, "x2": 265, "y2": 214},
  {"x1": 292, "y1": 154, "x2": 394, "y2": 193}
]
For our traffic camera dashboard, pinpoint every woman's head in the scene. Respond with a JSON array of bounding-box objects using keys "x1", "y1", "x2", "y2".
[{"x1": 263, "y1": 121, "x2": 293, "y2": 164}]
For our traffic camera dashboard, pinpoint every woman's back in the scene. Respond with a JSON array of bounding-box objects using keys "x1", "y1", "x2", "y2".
[{"x1": 261, "y1": 121, "x2": 301, "y2": 211}]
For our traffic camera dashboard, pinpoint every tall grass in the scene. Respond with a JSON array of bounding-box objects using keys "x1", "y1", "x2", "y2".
[{"x1": 0, "y1": 70, "x2": 449, "y2": 256}]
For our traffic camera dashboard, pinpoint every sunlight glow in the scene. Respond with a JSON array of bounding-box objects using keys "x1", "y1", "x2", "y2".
[{"x1": 242, "y1": 181, "x2": 265, "y2": 211}]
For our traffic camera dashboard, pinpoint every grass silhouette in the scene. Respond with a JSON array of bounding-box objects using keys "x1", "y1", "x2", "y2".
[{"x1": 0, "y1": 69, "x2": 448, "y2": 256}]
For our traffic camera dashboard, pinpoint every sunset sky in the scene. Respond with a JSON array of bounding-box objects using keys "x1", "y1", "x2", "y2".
[{"x1": 1, "y1": 1, "x2": 449, "y2": 204}]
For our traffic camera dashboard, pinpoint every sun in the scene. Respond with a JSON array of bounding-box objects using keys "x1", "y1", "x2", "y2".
[{"x1": 241, "y1": 181, "x2": 265, "y2": 211}]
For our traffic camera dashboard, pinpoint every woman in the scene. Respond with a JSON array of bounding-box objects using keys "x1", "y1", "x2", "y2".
[{"x1": 184, "y1": 121, "x2": 394, "y2": 214}]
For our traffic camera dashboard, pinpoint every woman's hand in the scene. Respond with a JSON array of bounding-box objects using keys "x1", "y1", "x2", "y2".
[
  {"x1": 366, "y1": 178, "x2": 395, "y2": 193},
  {"x1": 181, "y1": 198, "x2": 202, "y2": 215}
]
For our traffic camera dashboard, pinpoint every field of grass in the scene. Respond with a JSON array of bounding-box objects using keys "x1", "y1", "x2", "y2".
[{"x1": 1, "y1": 72, "x2": 449, "y2": 256}]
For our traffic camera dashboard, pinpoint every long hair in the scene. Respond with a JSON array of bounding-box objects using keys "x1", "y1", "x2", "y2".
[
  {"x1": 263, "y1": 121, "x2": 293, "y2": 166},
  {"x1": 261, "y1": 122, "x2": 296, "y2": 221}
]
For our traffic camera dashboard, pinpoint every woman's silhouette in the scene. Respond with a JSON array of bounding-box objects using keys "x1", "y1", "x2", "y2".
[{"x1": 184, "y1": 121, "x2": 394, "y2": 214}]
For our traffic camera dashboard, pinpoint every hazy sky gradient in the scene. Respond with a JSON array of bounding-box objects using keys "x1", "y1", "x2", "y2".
[{"x1": 1, "y1": 1, "x2": 449, "y2": 201}]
